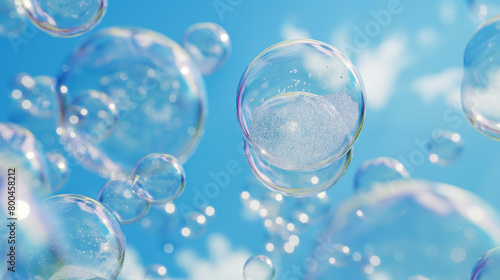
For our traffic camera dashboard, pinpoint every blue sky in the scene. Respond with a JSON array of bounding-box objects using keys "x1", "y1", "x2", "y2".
[{"x1": 2, "y1": 0, "x2": 500, "y2": 279}]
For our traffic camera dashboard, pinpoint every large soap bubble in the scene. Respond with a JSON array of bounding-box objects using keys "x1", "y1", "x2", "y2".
[
  {"x1": 0, "y1": 0, "x2": 26, "y2": 36},
  {"x1": 307, "y1": 180, "x2": 500, "y2": 279},
  {"x1": 1, "y1": 194, "x2": 125, "y2": 280},
  {"x1": 58, "y1": 27, "x2": 207, "y2": 178},
  {"x1": 462, "y1": 16, "x2": 500, "y2": 140},
  {"x1": 22, "y1": 0, "x2": 107, "y2": 37},
  {"x1": 181, "y1": 22, "x2": 231, "y2": 75},
  {"x1": 471, "y1": 247, "x2": 500, "y2": 279},
  {"x1": 237, "y1": 40, "x2": 365, "y2": 172}
]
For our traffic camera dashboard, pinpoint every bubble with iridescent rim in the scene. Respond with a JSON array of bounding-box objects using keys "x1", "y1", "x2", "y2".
[
  {"x1": 470, "y1": 247, "x2": 500, "y2": 279},
  {"x1": 243, "y1": 255, "x2": 275, "y2": 280}
]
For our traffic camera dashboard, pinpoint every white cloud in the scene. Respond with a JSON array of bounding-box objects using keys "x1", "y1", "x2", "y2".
[
  {"x1": 412, "y1": 67, "x2": 463, "y2": 107},
  {"x1": 176, "y1": 233, "x2": 251, "y2": 280},
  {"x1": 357, "y1": 35, "x2": 411, "y2": 110},
  {"x1": 281, "y1": 23, "x2": 310, "y2": 41},
  {"x1": 117, "y1": 246, "x2": 146, "y2": 280}
]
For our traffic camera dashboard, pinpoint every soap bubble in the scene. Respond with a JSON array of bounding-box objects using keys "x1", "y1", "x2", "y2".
[
  {"x1": 328, "y1": 244, "x2": 352, "y2": 267},
  {"x1": 22, "y1": 0, "x2": 107, "y2": 37},
  {"x1": 132, "y1": 153, "x2": 185, "y2": 204},
  {"x1": 471, "y1": 247, "x2": 500, "y2": 279},
  {"x1": 245, "y1": 140, "x2": 352, "y2": 197},
  {"x1": 58, "y1": 27, "x2": 207, "y2": 177},
  {"x1": 10, "y1": 74, "x2": 58, "y2": 118},
  {"x1": 98, "y1": 176, "x2": 150, "y2": 224},
  {"x1": 64, "y1": 89, "x2": 118, "y2": 143},
  {"x1": 0, "y1": 122, "x2": 52, "y2": 197},
  {"x1": 45, "y1": 152, "x2": 69, "y2": 192},
  {"x1": 0, "y1": 0, "x2": 26, "y2": 36},
  {"x1": 13, "y1": 194, "x2": 125, "y2": 279},
  {"x1": 237, "y1": 40, "x2": 365, "y2": 171},
  {"x1": 426, "y1": 131, "x2": 464, "y2": 166},
  {"x1": 181, "y1": 22, "x2": 231, "y2": 75},
  {"x1": 144, "y1": 264, "x2": 168, "y2": 280},
  {"x1": 308, "y1": 180, "x2": 500, "y2": 279},
  {"x1": 462, "y1": 16, "x2": 500, "y2": 140},
  {"x1": 243, "y1": 255, "x2": 275, "y2": 280},
  {"x1": 354, "y1": 157, "x2": 409, "y2": 193},
  {"x1": 468, "y1": 1, "x2": 500, "y2": 21}
]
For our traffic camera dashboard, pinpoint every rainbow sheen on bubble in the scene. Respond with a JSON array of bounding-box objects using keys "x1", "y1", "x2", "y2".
[
  {"x1": 98, "y1": 176, "x2": 150, "y2": 224},
  {"x1": 309, "y1": 180, "x2": 500, "y2": 279},
  {"x1": 470, "y1": 247, "x2": 500, "y2": 280},
  {"x1": 58, "y1": 27, "x2": 207, "y2": 178},
  {"x1": 22, "y1": 0, "x2": 107, "y2": 37},
  {"x1": 182, "y1": 22, "x2": 231, "y2": 75},
  {"x1": 243, "y1": 255, "x2": 275, "y2": 280},
  {"x1": 354, "y1": 157, "x2": 410, "y2": 193},
  {"x1": 132, "y1": 153, "x2": 185, "y2": 204}
]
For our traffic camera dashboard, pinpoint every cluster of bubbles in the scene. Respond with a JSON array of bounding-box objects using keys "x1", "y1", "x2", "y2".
[
  {"x1": 306, "y1": 180, "x2": 500, "y2": 279},
  {"x1": 98, "y1": 153, "x2": 185, "y2": 225},
  {"x1": 237, "y1": 39, "x2": 365, "y2": 197}
]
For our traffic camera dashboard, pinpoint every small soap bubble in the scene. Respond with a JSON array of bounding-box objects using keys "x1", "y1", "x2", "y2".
[
  {"x1": 98, "y1": 176, "x2": 150, "y2": 224},
  {"x1": 22, "y1": 0, "x2": 107, "y2": 37},
  {"x1": 426, "y1": 131, "x2": 464, "y2": 166},
  {"x1": 243, "y1": 255, "x2": 275, "y2": 280},
  {"x1": 64, "y1": 89, "x2": 118, "y2": 143},
  {"x1": 182, "y1": 22, "x2": 231, "y2": 75},
  {"x1": 11, "y1": 74, "x2": 58, "y2": 118},
  {"x1": 45, "y1": 152, "x2": 69, "y2": 192},
  {"x1": 471, "y1": 247, "x2": 500, "y2": 279},
  {"x1": 132, "y1": 153, "x2": 185, "y2": 204},
  {"x1": 144, "y1": 264, "x2": 168, "y2": 280},
  {"x1": 354, "y1": 157, "x2": 410, "y2": 193}
]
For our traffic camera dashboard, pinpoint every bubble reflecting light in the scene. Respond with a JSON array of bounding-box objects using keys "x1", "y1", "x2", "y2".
[
  {"x1": 425, "y1": 131, "x2": 464, "y2": 166},
  {"x1": 58, "y1": 27, "x2": 207, "y2": 178},
  {"x1": 471, "y1": 247, "x2": 500, "y2": 279},
  {"x1": 243, "y1": 255, "x2": 275, "y2": 280},
  {"x1": 182, "y1": 22, "x2": 231, "y2": 75},
  {"x1": 309, "y1": 180, "x2": 500, "y2": 279},
  {"x1": 354, "y1": 157, "x2": 409, "y2": 193},
  {"x1": 22, "y1": 0, "x2": 107, "y2": 37}
]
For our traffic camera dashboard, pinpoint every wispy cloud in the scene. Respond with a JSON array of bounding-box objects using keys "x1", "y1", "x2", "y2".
[
  {"x1": 412, "y1": 67, "x2": 462, "y2": 107},
  {"x1": 281, "y1": 22, "x2": 310, "y2": 41}
]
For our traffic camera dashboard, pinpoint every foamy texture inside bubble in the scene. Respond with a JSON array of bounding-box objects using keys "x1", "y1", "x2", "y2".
[
  {"x1": 49, "y1": 265, "x2": 106, "y2": 280},
  {"x1": 249, "y1": 91, "x2": 359, "y2": 171}
]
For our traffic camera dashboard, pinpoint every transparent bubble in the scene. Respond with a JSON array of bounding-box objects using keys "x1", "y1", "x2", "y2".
[
  {"x1": 426, "y1": 131, "x2": 464, "y2": 166},
  {"x1": 471, "y1": 247, "x2": 500, "y2": 279},
  {"x1": 246, "y1": 140, "x2": 352, "y2": 197},
  {"x1": 13, "y1": 194, "x2": 125, "y2": 279},
  {"x1": 64, "y1": 89, "x2": 118, "y2": 143},
  {"x1": 237, "y1": 40, "x2": 365, "y2": 171},
  {"x1": 354, "y1": 157, "x2": 410, "y2": 193},
  {"x1": 243, "y1": 255, "x2": 275, "y2": 280},
  {"x1": 22, "y1": 0, "x2": 107, "y2": 37},
  {"x1": 58, "y1": 27, "x2": 207, "y2": 177},
  {"x1": 462, "y1": 16, "x2": 500, "y2": 140},
  {"x1": 328, "y1": 244, "x2": 352, "y2": 267},
  {"x1": 468, "y1": 0, "x2": 500, "y2": 22},
  {"x1": 181, "y1": 22, "x2": 231, "y2": 75},
  {"x1": 45, "y1": 152, "x2": 69, "y2": 192},
  {"x1": 132, "y1": 153, "x2": 185, "y2": 204},
  {"x1": 144, "y1": 264, "x2": 168, "y2": 280},
  {"x1": 10, "y1": 74, "x2": 58, "y2": 119},
  {"x1": 98, "y1": 176, "x2": 150, "y2": 224},
  {"x1": 0, "y1": 0, "x2": 26, "y2": 36},
  {"x1": 309, "y1": 180, "x2": 500, "y2": 279},
  {"x1": 0, "y1": 122, "x2": 52, "y2": 197}
]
